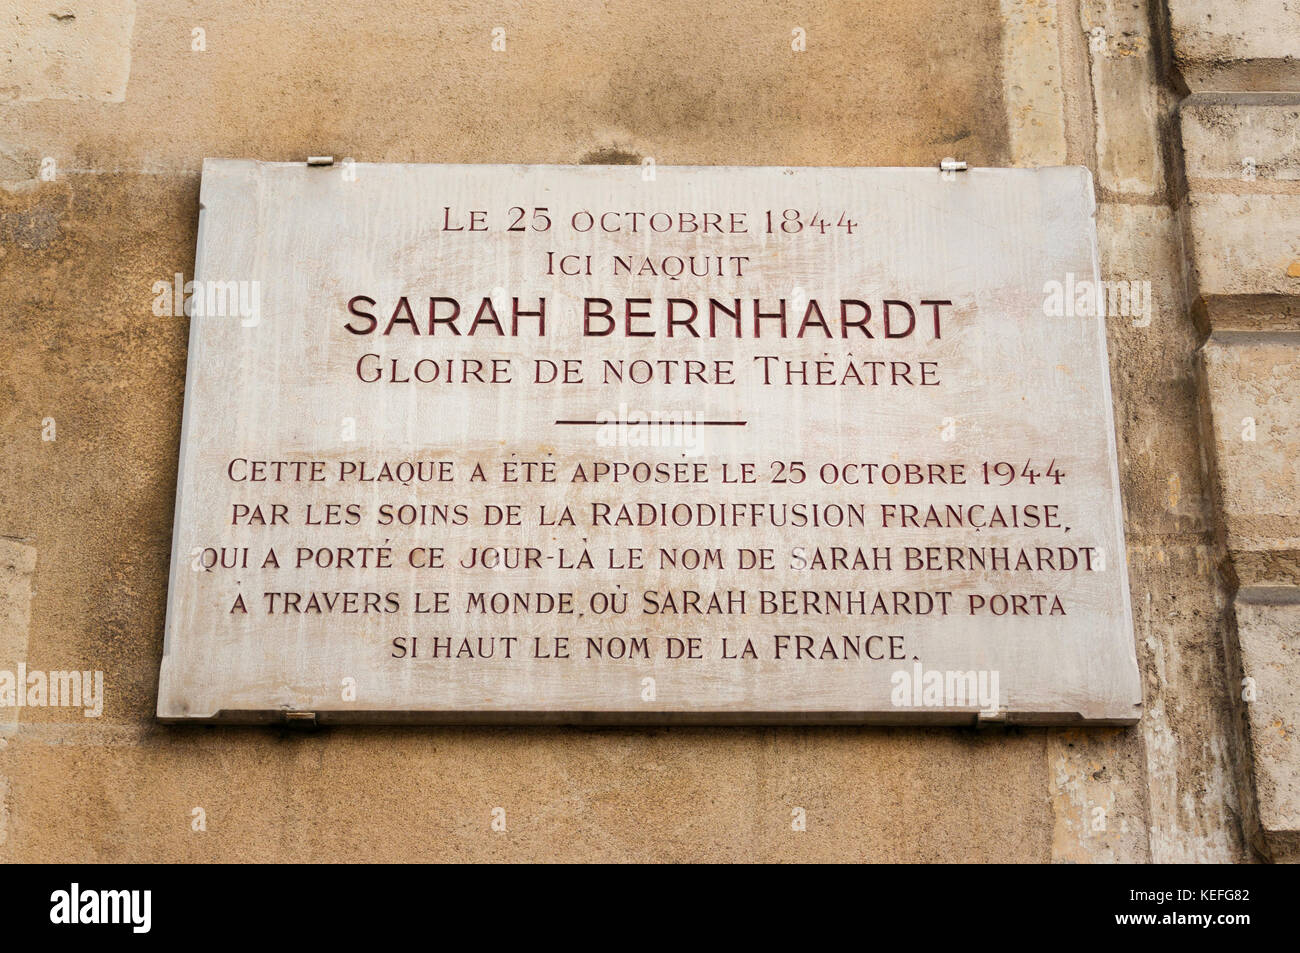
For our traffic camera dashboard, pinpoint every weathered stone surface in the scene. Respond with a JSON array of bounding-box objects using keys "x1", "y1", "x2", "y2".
[
  {"x1": 0, "y1": 722, "x2": 1054, "y2": 862},
  {"x1": 1180, "y1": 94, "x2": 1300, "y2": 330},
  {"x1": 1098, "y1": 203, "x2": 1209, "y2": 537},
  {"x1": 0, "y1": 538, "x2": 37, "y2": 735},
  {"x1": 1177, "y1": 81, "x2": 1300, "y2": 862},
  {"x1": 1168, "y1": 0, "x2": 1300, "y2": 91},
  {"x1": 0, "y1": 0, "x2": 135, "y2": 102},
  {"x1": 1098, "y1": 196, "x2": 1245, "y2": 861},
  {"x1": 999, "y1": 0, "x2": 1068, "y2": 166},
  {"x1": 1048, "y1": 727, "x2": 1149, "y2": 862},
  {"x1": 1081, "y1": 0, "x2": 1164, "y2": 195},
  {"x1": 1186, "y1": 194, "x2": 1300, "y2": 324},
  {"x1": 0, "y1": 0, "x2": 1011, "y2": 182},
  {"x1": 1124, "y1": 541, "x2": 1243, "y2": 862},
  {"x1": 1234, "y1": 591, "x2": 1300, "y2": 860},
  {"x1": 1200, "y1": 333, "x2": 1300, "y2": 582},
  {"x1": 1182, "y1": 94, "x2": 1300, "y2": 183}
]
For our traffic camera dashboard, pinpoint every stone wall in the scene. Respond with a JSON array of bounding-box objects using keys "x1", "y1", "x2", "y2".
[
  {"x1": 0, "y1": 0, "x2": 1291, "y2": 862},
  {"x1": 1170, "y1": 0, "x2": 1300, "y2": 863}
]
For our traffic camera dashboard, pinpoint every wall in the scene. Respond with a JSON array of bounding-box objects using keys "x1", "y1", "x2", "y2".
[
  {"x1": 0, "y1": 0, "x2": 1291, "y2": 862},
  {"x1": 1171, "y1": 0, "x2": 1300, "y2": 863}
]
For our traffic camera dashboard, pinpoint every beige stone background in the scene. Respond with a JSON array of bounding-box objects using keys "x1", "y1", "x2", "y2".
[{"x1": 0, "y1": 0, "x2": 1295, "y2": 862}]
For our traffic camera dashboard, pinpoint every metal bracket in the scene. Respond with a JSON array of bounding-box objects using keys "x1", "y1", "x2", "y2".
[
  {"x1": 306, "y1": 156, "x2": 335, "y2": 167},
  {"x1": 283, "y1": 711, "x2": 318, "y2": 727},
  {"x1": 940, "y1": 157, "x2": 968, "y2": 172}
]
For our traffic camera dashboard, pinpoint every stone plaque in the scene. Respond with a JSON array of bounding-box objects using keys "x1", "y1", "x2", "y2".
[{"x1": 157, "y1": 160, "x2": 1141, "y2": 724}]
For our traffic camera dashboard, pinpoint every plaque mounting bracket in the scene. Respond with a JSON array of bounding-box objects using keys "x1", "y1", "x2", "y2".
[
  {"x1": 283, "y1": 710, "x2": 319, "y2": 728},
  {"x1": 939, "y1": 157, "x2": 968, "y2": 172},
  {"x1": 306, "y1": 156, "x2": 335, "y2": 167}
]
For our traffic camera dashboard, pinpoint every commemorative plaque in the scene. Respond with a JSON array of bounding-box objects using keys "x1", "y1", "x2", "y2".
[{"x1": 157, "y1": 161, "x2": 1141, "y2": 724}]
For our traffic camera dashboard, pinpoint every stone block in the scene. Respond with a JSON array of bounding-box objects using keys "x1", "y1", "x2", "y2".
[
  {"x1": 1168, "y1": 0, "x2": 1300, "y2": 91},
  {"x1": 1200, "y1": 333, "x2": 1300, "y2": 583},
  {"x1": 1180, "y1": 95, "x2": 1300, "y2": 329},
  {"x1": 1235, "y1": 591, "x2": 1300, "y2": 860}
]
